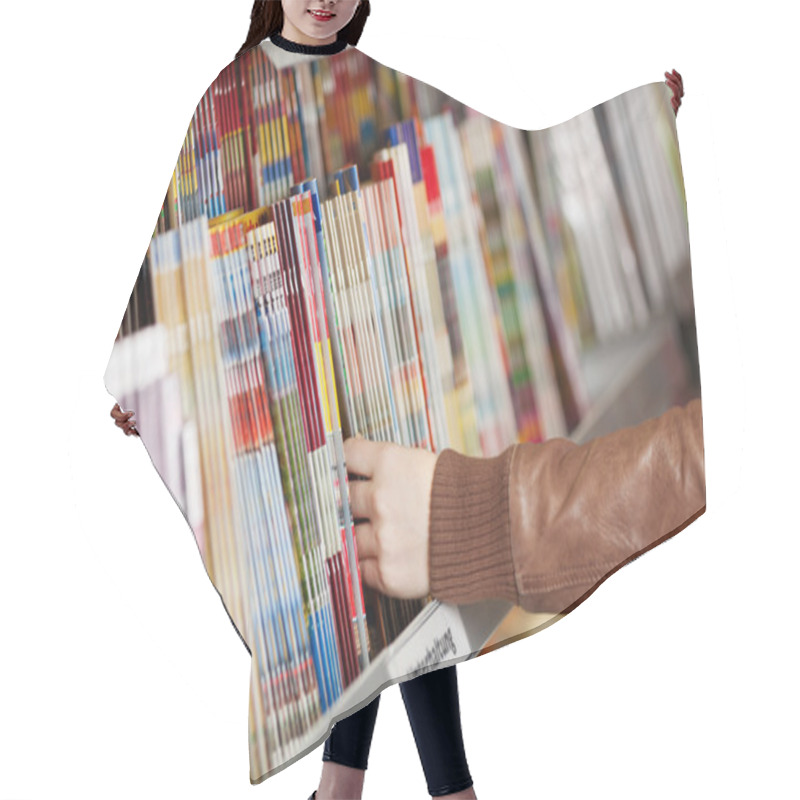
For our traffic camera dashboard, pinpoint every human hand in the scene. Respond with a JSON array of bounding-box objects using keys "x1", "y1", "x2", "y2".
[
  {"x1": 665, "y1": 68, "x2": 684, "y2": 116},
  {"x1": 110, "y1": 402, "x2": 139, "y2": 436},
  {"x1": 343, "y1": 437, "x2": 439, "y2": 600}
]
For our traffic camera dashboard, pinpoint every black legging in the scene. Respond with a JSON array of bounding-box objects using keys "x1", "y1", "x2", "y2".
[{"x1": 323, "y1": 665, "x2": 473, "y2": 797}]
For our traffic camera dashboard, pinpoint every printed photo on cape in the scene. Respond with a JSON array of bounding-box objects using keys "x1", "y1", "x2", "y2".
[{"x1": 104, "y1": 35, "x2": 703, "y2": 783}]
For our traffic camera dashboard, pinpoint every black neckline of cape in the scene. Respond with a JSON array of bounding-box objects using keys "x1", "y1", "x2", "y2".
[{"x1": 269, "y1": 32, "x2": 348, "y2": 55}]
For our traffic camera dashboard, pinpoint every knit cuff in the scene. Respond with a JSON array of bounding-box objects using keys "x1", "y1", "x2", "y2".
[{"x1": 428, "y1": 446, "x2": 518, "y2": 607}]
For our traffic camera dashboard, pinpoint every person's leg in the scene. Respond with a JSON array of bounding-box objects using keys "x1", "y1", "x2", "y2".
[
  {"x1": 315, "y1": 694, "x2": 381, "y2": 800},
  {"x1": 400, "y1": 665, "x2": 476, "y2": 799}
]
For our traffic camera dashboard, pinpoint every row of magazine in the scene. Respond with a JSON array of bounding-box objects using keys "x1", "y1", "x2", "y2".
[{"x1": 106, "y1": 44, "x2": 689, "y2": 773}]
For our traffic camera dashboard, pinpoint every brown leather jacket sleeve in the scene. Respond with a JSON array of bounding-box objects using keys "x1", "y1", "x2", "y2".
[{"x1": 428, "y1": 398, "x2": 705, "y2": 614}]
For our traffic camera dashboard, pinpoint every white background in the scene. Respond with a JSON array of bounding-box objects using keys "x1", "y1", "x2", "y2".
[{"x1": 1, "y1": 1, "x2": 797, "y2": 798}]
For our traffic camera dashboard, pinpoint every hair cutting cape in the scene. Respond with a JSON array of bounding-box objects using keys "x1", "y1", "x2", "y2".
[{"x1": 104, "y1": 36, "x2": 703, "y2": 783}]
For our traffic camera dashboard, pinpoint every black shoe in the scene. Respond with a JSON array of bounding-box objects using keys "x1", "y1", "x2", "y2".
[{"x1": 307, "y1": 792, "x2": 316, "y2": 800}]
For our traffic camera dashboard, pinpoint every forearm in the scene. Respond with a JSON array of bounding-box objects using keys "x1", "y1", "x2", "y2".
[{"x1": 428, "y1": 399, "x2": 706, "y2": 613}]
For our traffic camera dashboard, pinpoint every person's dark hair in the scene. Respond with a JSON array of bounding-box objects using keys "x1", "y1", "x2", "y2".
[{"x1": 236, "y1": 1, "x2": 371, "y2": 59}]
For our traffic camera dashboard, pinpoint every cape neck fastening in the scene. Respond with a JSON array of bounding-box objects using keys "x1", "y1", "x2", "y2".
[{"x1": 269, "y1": 31, "x2": 349, "y2": 55}]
